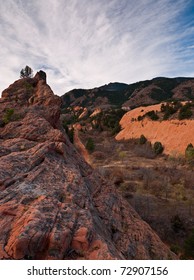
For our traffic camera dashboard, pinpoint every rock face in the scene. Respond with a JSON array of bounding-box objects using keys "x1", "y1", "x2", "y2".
[
  {"x1": 0, "y1": 73, "x2": 176, "y2": 260},
  {"x1": 116, "y1": 104, "x2": 194, "y2": 155}
]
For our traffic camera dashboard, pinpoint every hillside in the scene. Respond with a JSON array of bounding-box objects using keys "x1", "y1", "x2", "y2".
[
  {"x1": 0, "y1": 72, "x2": 176, "y2": 260},
  {"x1": 60, "y1": 78, "x2": 194, "y2": 259},
  {"x1": 61, "y1": 77, "x2": 194, "y2": 157},
  {"x1": 61, "y1": 77, "x2": 194, "y2": 110},
  {"x1": 63, "y1": 102, "x2": 194, "y2": 259},
  {"x1": 116, "y1": 103, "x2": 194, "y2": 155}
]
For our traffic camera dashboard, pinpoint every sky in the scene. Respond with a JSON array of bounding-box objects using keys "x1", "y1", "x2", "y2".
[{"x1": 0, "y1": 0, "x2": 194, "y2": 96}]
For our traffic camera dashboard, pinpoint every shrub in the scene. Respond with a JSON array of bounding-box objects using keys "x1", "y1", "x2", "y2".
[
  {"x1": 119, "y1": 151, "x2": 127, "y2": 162},
  {"x1": 20, "y1": 65, "x2": 33, "y2": 78},
  {"x1": 184, "y1": 229, "x2": 194, "y2": 259},
  {"x1": 139, "y1": 134, "x2": 147, "y2": 144},
  {"x1": 86, "y1": 138, "x2": 95, "y2": 153},
  {"x1": 161, "y1": 101, "x2": 182, "y2": 120},
  {"x1": 153, "y1": 141, "x2": 164, "y2": 155},
  {"x1": 186, "y1": 143, "x2": 193, "y2": 149},
  {"x1": 111, "y1": 123, "x2": 121, "y2": 135},
  {"x1": 2, "y1": 108, "x2": 14, "y2": 124},
  {"x1": 137, "y1": 110, "x2": 159, "y2": 121},
  {"x1": 146, "y1": 110, "x2": 159, "y2": 121},
  {"x1": 171, "y1": 214, "x2": 185, "y2": 233},
  {"x1": 137, "y1": 115, "x2": 144, "y2": 121},
  {"x1": 163, "y1": 112, "x2": 170, "y2": 120},
  {"x1": 178, "y1": 103, "x2": 192, "y2": 120},
  {"x1": 90, "y1": 109, "x2": 125, "y2": 134},
  {"x1": 185, "y1": 143, "x2": 194, "y2": 161}
]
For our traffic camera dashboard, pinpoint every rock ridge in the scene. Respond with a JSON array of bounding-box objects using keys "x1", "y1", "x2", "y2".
[{"x1": 0, "y1": 73, "x2": 176, "y2": 259}]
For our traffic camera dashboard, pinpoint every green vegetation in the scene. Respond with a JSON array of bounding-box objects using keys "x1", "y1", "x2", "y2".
[
  {"x1": 153, "y1": 141, "x2": 164, "y2": 155},
  {"x1": 86, "y1": 138, "x2": 95, "y2": 153},
  {"x1": 178, "y1": 103, "x2": 193, "y2": 120},
  {"x1": 137, "y1": 110, "x2": 159, "y2": 121},
  {"x1": 62, "y1": 111, "x2": 78, "y2": 125},
  {"x1": 90, "y1": 109, "x2": 125, "y2": 135},
  {"x1": 152, "y1": 77, "x2": 177, "y2": 96},
  {"x1": 111, "y1": 123, "x2": 122, "y2": 135},
  {"x1": 93, "y1": 89, "x2": 128, "y2": 106},
  {"x1": 185, "y1": 143, "x2": 194, "y2": 162},
  {"x1": 106, "y1": 91, "x2": 127, "y2": 106},
  {"x1": 135, "y1": 101, "x2": 194, "y2": 122},
  {"x1": 20, "y1": 65, "x2": 33, "y2": 78},
  {"x1": 62, "y1": 120, "x2": 74, "y2": 143},
  {"x1": 0, "y1": 108, "x2": 21, "y2": 127},
  {"x1": 161, "y1": 101, "x2": 182, "y2": 120},
  {"x1": 146, "y1": 110, "x2": 159, "y2": 120},
  {"x1": 139, "y1": 134, "x2": 147, "y2": 145},
  {"x1": 24, "y1": 81, "x2": 34, "y2": 92},
  {"x1": 150, "y1": 88, "x2": 173, "y2": 102},
  {"x1": 119, "y1": 151, "x2": 127, "y2": 162},
  {"x1": 137, "y1": 115, "x2": 144, "y2": 121},
  {"x1": 2, "y1": 108, "x2": 15, "y2": 124},
  {"x1": 171, "y1": 214, "x2": 185, "y2": 233},
  {"x1": 184, "y1": 229, "x2": 194, "y2": 259}
]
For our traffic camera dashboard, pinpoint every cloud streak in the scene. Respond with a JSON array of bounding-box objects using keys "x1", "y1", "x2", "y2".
[{"x1": 0, "y1": 0, "x2": 194, "y2": 95}]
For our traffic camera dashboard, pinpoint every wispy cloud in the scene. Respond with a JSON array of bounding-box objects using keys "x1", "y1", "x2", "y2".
[{"x1": 0, "y1": 0, "x2": 194, "y2": 95}]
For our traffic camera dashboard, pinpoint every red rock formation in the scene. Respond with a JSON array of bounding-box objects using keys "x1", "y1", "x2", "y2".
[
  {"x1": 116, "y1": 104, "x2": 194, "y2": 155},
  {"x1": 0, "y1": 73, "x2": 176, "y2": 259}
]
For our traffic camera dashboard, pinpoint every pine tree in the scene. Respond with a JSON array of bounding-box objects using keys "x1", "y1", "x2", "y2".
[{"x1": 20, "y1": 65, "x2": 33, "y2": 78}]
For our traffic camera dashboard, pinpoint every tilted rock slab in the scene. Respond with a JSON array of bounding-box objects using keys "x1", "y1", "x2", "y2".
[{"x1": 0, "y1": 72, "x2": 176, "y2": 259}]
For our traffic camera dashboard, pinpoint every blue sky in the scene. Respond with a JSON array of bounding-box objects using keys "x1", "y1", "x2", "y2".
[{"x1": 0, "y1": 0, "x2": 194, "y2": 96}]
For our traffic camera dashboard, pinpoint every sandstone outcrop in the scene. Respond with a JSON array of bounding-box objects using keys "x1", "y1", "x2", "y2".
[
  {"x1": 0, "y1": 73, "x2": 176, "y2": 259},
  {"x1": 116, "y1": 104, "x2": 194, "y2": 155}
]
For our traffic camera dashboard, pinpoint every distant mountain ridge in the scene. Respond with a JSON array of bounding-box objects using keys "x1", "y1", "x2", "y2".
[
  {"x1": 100, "y1": 82, "x2": 129, "y2": 91},
  {"x1": 61, "y1": 77, "x2": 194, "y2": 110}
]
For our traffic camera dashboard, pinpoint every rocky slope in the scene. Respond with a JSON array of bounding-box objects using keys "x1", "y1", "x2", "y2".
[
  {"x1": 116, "y1": 104, "x2": 194, "y2": 155},
  {"x1": 0, "y1": 72, "x2": 176, "y2": 260}
]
